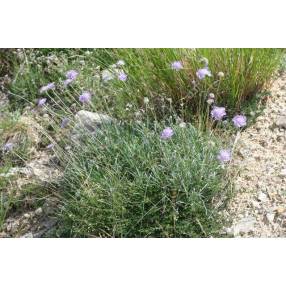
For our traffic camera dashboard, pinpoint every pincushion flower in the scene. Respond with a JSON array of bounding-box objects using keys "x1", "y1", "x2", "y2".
[
  {"x1": 66, "y1": 70, "x2": 79, "y2": 80},
  {"x1": 79, "y1": 92, "x2": 91, "y2": 103},
  {"x1": 39, "y1": 82, "x2": 55, "y2": 94},
  {"x1": 217, "y1": 149, "x2": 231, "y2": 163},
  {"x1": 38, "y1": 98, "x2": 47, "y2": 107},
  {"x1": 160, "y1": 127, "x2": 174, "y2": 139},
  {"x1": 61, "y1": 118, "x2": 70, "y2": 128},
  {"x1": 211, "y1": 106, "x2": 226, "y2": 120},
  {"x1": 196, "y1": 67, "x2": 212, "y2": 80},
  {"x1": 3, "y1": 142, "x2": 14, "y2": 152},
  {"x1": 118, "y1": 71, "x2": 127, "y2": 81},
  {"x1": 63, "y1": 78, "x2": 73, "y2": 86},
  {"x1": 171, "y1": 61, "x2": 183, "y2": 71},
  {"x1": 232, "y1": 115, "x2": 247, "y2": 128}
]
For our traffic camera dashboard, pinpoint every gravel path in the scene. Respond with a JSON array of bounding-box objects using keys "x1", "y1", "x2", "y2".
[{"x1": 224, "y1": 73, "x2": 286, "y2": 237}]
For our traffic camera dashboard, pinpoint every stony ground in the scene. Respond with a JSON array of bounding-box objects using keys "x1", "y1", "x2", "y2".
[{"x1": 223, "y1": 73, "x2": 286, "y2": 237}]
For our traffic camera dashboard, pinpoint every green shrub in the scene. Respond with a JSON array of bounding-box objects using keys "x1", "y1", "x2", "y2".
[{"x1": 55, "y1": 122, "x2": 229, "y2": 237}]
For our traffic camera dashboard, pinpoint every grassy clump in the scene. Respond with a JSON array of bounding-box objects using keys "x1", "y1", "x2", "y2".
[
  {"x1": 55, "y1": 122, "x2": 229, "y2": 237},
  {"x1": 7, "y1": 48, "x2": 284, "y2": 125}
]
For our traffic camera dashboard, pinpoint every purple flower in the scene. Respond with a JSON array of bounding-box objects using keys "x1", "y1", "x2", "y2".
[
  {"x1": 196, "y1": 67, "x2": 212, "y2": 80},
  {"x1": 3, "y1": 142, "x2": 14, "y2": 152},
  {"x1": 46, "y1": 143, "x2": 54, "y2": 149},
  {"x1": 61, "y1": 117, "x2": 70, "y2": 128},
  {"x1": 118, "y1": 71, "x2": 127, "y2": 81},
  {"x1": 160, "y1": 127, "x2": 174, "y2": 140},
  {"x1": 217, "y1": 149, "x2": 232, "y2": 163},
  {"x1": 39, "y1": 82, "x2": 55, "y2": 94},
  {"x1": 38, "y1": 98, "x2": 47, "y2": 107},
  {"x1": 171, "y1": 61, "x2": 183, "y2": 71},
  {"x1": 66, "y1": 70, "x2": 79, "y2": 80},
  {"x1": 79, "y1": 92, "x2": 91, "y2": 104},
  {"x1": 232, "y1": 115, "x2": 247, "y2": 128},
  {"x1": 211, "y1": 106, "x2": 226, "y2": 121},
  {"x1": 63, "y1": 78, "x2": 74, "y2": 87}
]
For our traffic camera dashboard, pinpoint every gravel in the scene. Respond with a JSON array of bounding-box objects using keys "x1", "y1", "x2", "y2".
[{"x1": 225, "y1": 73, "x2": 286, "y2": 237}]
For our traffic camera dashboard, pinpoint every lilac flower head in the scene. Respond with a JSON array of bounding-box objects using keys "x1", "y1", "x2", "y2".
[
  {"x1": 160, "y1": 127, "x2": 174, "y2": 140},
  {"x1": 211, "y1": 106, "x2": 226, "y2": 121},
  {"x1": 217, "y1": 149, "x2": 232, "y2": 163},
  {"x1": 61, "y1": 117, "x2": 70, "y2": 128},
  {"x1": 232, "y1": 115, "x2": 247, "y2": 128},
  {"x1": 79, "y1": 92, "x2": 91, "y2": 104},
  {"x1": 196, "y1": 67, "x2": 212, "y2": 80},
  {"x1": 63, "y1": 78, "x2": 73, "y2": 87},
  {"x1": 39, "y1": 82, "x2": 55, "y2": 94},
  {"x1": 3, "y1": 142, "x2": 14, "y2": 152},
  {"x1": 66, "y1": 70, "x2": 79, "y2": 80},
  {"x1": 171, "y1": 61, "x2": 183, "y2": 71},
  {"x1": 38, "y1": 98, "x2": 47, "y2": 107},
  {"x1": 46, "y1": 143, "x2": 54, "y2": 149},
  {"x1": 118, "y1": 71, "x2": 127, "y2": 81}
]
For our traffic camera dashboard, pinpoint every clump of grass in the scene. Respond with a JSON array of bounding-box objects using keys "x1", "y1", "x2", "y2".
[
  {"x1": 7, "y1": 48, "x2": 284, "y2": 126},
  {"x1": 54, "y1": 122, "x2": 229, "y2": 237}
]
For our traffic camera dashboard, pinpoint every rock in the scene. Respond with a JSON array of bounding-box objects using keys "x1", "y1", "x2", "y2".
[
  {"x1": 275, "y1": 116, "x2": 286, "y2": 129},
  {"x1": 257, "y1": 192, "x2": 268, "y2": 202},
  {"x1": 265, "y1": 213, "x2": 275, "y2": 223},
  {"x1": 74, "y1": 110, "x2": 114, "y2": 132},
  {"x1": 35, "y1": 207, "x2": 43, "y2": 216},
  {"x1": 279, "y1": 169, "x2": 286, "y2": 178},
  {"x1": 233, "y1": 216, "x2": 256, "y2": 236}
]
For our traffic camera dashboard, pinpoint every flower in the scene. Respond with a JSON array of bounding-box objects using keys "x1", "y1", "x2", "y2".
[
  {"x1": 209, "y1": 93, "x2": 215, "y2": 99},
  {"x1": 39, "y1": 82, "x2": 55, "y2": 94},
  {"x1": 217, "y1": 71, "x2": 225, "y2": 78},
  {"x1": 3, "y1": 142, "x2": 14, "y2": 152},
  {"x1": 196, "y1": 67, "x2": 212, "y2": 80},
  {"x1": 102, "y1": 69, "x2": 115, "y2": 82},
  {"x1": 116, "y1": 60, "x2": 125, "y2": 66},
  {"x1": 160, "y1": 127, "x2": 174, "y2": 139},
  {"x1": 217, "y1": 149, "x2": 232, "y2": 163},
  {"x1": 143, "y1": 97, "x2": 149, "y2": 104},
  {"x1": 38, "y1": 98, "x2": 47, "y2": 107},
  {"x1": 171, "y1": 61, "x2": 183, "y2": 71},
  {"x1": 211, "y1": 106, "x2": 226, "y2": 120},
  {"x1": 79, "y1": 92, "x2": 91, "y2": 103},
  {"x1": 66, "y1": 70, "x2": 79, "y2": 80},
  {"x1": 63, "y1": 78, "x2": 73, "y2": 87},
  {"x1": 118, "y1": 71, "x2": 127, "y2": 81},
  {"x1": 46, "y1": 143, "x2": 54, "y2": 149},
  {"x1": 232, "y1": 115, "x2": 247, "y2": 128},
  {"x1": 61, "y1": 118, "x2": 70, "y2": 128}
]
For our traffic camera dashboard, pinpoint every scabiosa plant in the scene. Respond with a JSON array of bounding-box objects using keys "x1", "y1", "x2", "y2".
[
  {"x1": 211, "y1": 106, "x2": 226, "y2": 121},
  {"x1": 61, "y1": 118, "x2": 70, "y2": 128},
  {"x1": 102, "y1": 69, "x2": 115, "y2": 82},
  {"x1": 118, "y1": 71, "x2": 128, "y2": 81},
  {"x1": 217, "y1": 71, "x2": 225, "y2": 78},
  {"x1": 160, "y1": 127, "x2": 174, "y2": 139},
  {"x1": 3, "y1": 142, "x2": 14, "y2": 152},
  {"x1": 232, "y1": 115, "x2": 247, "y2": 128},
  {"x1": 66, "y1": 70, "x2": 79, "y2": 80},
  {"x1": 196, "y1": 67, "x2": 212, "y2": 80},
  {"x1": 79, "y1": 92, "x2": 91, "y2": 104},
  {"x1": 37, "y1": 98, "x2": 47, "y2": 107},
  {"x1": 171, "y1": 61, "x2": 183, "y2": 71},
  {"x1": 39, "y1": 82, "x2": 55, "y2": 94},
  {"x1": 217, "y1": 149, "x2": 232, "y2": 163}
]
